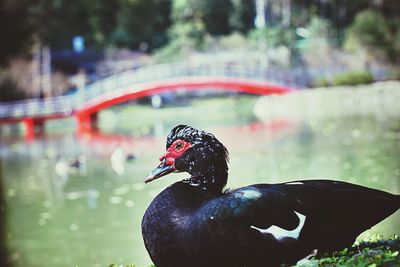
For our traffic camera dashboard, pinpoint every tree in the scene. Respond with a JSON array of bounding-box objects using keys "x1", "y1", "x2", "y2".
[
  {"x1": 30, "y1": 0, "x2": 94, "y2": 49},
  {"x1": 153, "y1": 0, "x2": 206, "y2": 62},
  {"x1": 0, "y1": 0, "x2": 33, "y2": 64},
  {"x1": 4, "y1": 0, "x2": 171, "y2": 51},
  {"x1": 171, "y1": 0, "x2": 234, "y2": 37},
  {"x1": 230, "y1": 0, "x2": 256, "y2": 33},
  {"x1": 345, "y1": 9, "x2": 392, "y2": 59},
  {"x1": 169, "y1": 0, "x2": 207, "y2": 48},
  {"x1": 111, "y1": 0, "x2": 171, "y2": 50},
  {"x1": 198, "y1": 0, "x2": 233, "y2": 36}
]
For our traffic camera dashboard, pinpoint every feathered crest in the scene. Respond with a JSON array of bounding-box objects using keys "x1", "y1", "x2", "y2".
[{"x1": 166, "y1": 125, "x2": 229, "y2": 162}]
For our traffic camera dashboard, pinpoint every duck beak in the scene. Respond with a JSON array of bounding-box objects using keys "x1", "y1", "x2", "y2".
[{"x1": 145, "y1": 158, "x2": 176, "y2": 183}]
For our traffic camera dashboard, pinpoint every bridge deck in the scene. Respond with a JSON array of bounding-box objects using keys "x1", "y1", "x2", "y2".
[{"x1": 0, "y1": 61, "x2": 300, "y2": 137}]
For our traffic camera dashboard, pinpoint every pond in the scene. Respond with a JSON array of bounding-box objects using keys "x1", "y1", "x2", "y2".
[{"x1": 1, "y1": 93, "x2": 399, "y2": 267}]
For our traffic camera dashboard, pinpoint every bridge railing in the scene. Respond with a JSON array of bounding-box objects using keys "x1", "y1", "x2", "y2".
[
  {"x1": 0, "y1": 60, "x2": 306, "y2": 120},
  {"x1": 0, "y1": 95, "x2": 78, "y2": 119},
  {"x1": 80, "y1": 61, "x2": 306, "y2": 103}
]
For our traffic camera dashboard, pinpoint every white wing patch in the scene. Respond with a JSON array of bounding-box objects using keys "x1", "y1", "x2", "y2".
[
  {"x1": 285, "y1": 182, "x2": 304, "y2": 185},
  {"x1": 251, "y1": 211, "x2": 306, "y2": 240},
  {"x1": 240, "y1": 188, "x2": 262, "y2": 199},
  {"x1": 234, "y1": 188, "x2": 262, "y2": 200}
]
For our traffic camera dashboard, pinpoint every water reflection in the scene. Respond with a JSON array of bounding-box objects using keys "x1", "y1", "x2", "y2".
[
  {"x1": 1, "y1": 95, "x2": 400, "y2": 267},
  {"x1": 0, "y1": 160, "x2": 8, "y2": 266}
]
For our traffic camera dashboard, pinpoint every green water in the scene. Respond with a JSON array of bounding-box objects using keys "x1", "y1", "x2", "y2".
[{"x1": 1, "y1": 95, "x2": 400, "y2": 267}]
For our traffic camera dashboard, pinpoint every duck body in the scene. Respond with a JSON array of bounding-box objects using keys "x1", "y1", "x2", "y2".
[{"x1": 141, "y1": 125, "x2": 400, "y2": 267}]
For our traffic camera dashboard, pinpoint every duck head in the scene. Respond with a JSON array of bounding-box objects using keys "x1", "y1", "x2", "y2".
[{"x1": 145, "y1": 125, "x2": 229, "y2": 190}]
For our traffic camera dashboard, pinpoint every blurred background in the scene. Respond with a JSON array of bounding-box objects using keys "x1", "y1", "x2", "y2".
[{"x1": 0, "y1": 0, "x2": 399, "y2": 266}]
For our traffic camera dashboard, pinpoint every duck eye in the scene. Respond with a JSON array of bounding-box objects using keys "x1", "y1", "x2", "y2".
[{"x1": 175, "y1": 141, "x2": 183, "y2": 150}]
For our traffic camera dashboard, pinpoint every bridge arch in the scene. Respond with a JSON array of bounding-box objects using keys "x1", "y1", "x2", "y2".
[{"x1": 75, "y1": 76, "x2": 293, "y2": 132}]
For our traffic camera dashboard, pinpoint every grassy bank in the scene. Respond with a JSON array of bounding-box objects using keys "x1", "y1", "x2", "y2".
[
  {"x1": 295, "y1": 236, "x2": 400, "y2": 267},
  {"x1": 254, "y1": 81, "x2": 400, "y2": 125},
  {"x1": 109, "y1": 236, "x2": 400, "y2": 267}
]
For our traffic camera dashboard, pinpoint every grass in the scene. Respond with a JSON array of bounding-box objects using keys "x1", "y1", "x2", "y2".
[
  {"x1": 106, "y1": 237, "x2": 400, "y2": 267},
  {"x1": 295, "y1": 235, "x2": 400, "y2": 267},
  {"x1": 108, "y1": 236, "x2": 400, "y2": 267}
]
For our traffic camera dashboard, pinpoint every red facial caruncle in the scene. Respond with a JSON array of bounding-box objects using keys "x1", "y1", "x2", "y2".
[
  {"x1": 161, "y1": 139, "x2": 192, "y2": 166},
  {"x1": 145, "y1": 139, "x2": 192, "y2": 183}
]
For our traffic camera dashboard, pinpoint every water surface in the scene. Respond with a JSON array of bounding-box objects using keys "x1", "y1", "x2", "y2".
[{"x1": 1, "y1": 95, "x2": 399, "y2": 267}]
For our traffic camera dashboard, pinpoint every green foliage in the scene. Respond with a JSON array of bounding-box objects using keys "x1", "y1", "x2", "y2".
[
  {"x1": 316, "y1": 77, "x2": 331, "y2": 87},
  {"x1": 157, "y1": 0, "x2": 245, "y2": 62},
  {"x1": 317, "y1": 71, "x2": 374, "y2": 87},
  {"x1": 229, "y1": 0, "x2": 256, "y2": 34},
  {"x1": 110, "y1": 0, "x2": 171, "y2": 50},
  {"x1": 154, "y1": 21, "x2": 207, "y2": 62},
  {"x1": 390, "y1": 19, "x2": 400, "y2": 61},
  {"x1": 0, "y1": 0, "x2": 171, "y2": 53},
  {"x1": 33, "y1": 0, "x2": 108, "y2": 49},
  {"x1": 344, "y1": 9, "x2": 396, "y2": 61},
  {"x1": 171, "y1": 0, "x2": 201, "y2": 23},
  {"x1": 347, "y1": 10, "x2": 391, "y2": 50},
  {"x1": 0, "y1": 0, "x2": 33, "y2": 64},
  {"x1": 152, "y1": 0, "x2": 207, "y2": 62},
  {"x1": 218, "y1": 33, "x2": 249, "y2": 50},
  {"x1": 388, "y1": 68, "x2": 400, "y2": 80},
  {"x1": 298, "y1": 16, "x2": 336, "y2": 68},
  {"x1": 109, "y1": 237, "x2": 400, "y2": 267},
  {"x1": 170, "y1": 21, "x2": 206, "y2": 48},
  {"x1": 305, "y1": 16, "x2": 334, "y2": 43},
  {"x1": 172, "y1": 0, "x2": 236, "y2": 37},
  {"x1": 2, "y1": 0, "x2": 400, "y2": 67},
  {"x1": 295, "y1": 235, "x2": 400, "y2": 267},
  {"x1": 157, "y1": 0, "x2": 256, "y2": 62},
  {"x1": 0, "y1": 72, "x2": 26, "y2": 102},
  {"x1": 249, "y1": 27, "x2": 296, "y2": 49},
  {"x1": 197, "y1": 0, "x2": 233, "y2": 36},
  {"x1": 333, "y1": 71, "x2": 374, "y2": 86}
]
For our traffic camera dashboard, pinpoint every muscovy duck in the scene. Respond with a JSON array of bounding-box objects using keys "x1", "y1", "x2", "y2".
[{"x1": 142, "y1": 125, "x2": 400, "y2": 267}]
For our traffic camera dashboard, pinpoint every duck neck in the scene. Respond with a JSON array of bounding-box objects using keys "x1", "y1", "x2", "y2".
[{"x1": 185, "y1": 165, "x2": 228, "y2": 194}]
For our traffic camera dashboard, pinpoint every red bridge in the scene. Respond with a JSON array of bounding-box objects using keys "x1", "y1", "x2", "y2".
[{"x1": 0, "y1": 61, "x2": 301, "y2": 139}]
